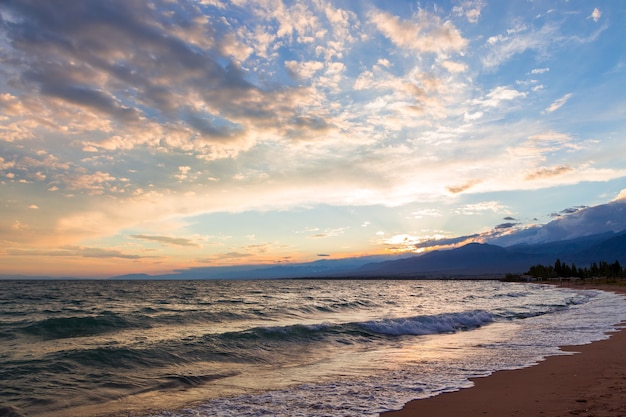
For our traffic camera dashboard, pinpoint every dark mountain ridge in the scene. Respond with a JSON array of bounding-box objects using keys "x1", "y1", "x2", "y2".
[
  {"x1": 108, "y1": 230, "x2": 626, "y2": 280},
  {"x1": 350, "y1": 230, "x2": 626, "y2": 277}
]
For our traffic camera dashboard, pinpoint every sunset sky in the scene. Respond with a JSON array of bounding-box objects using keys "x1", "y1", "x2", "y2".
[{"x1": 1, "y1": 0, "x2": 625, "y2": 277}]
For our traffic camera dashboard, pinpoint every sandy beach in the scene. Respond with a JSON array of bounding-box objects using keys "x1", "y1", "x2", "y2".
[{"x1": 381, "y1": 283, "x2": 626, "y2": 417}]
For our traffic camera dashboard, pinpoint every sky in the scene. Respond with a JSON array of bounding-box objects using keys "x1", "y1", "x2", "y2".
[{"x1": 1, "y1": 0, "x2": 626, "y2": 278}]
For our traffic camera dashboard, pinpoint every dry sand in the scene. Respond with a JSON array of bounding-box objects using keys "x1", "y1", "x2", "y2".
[{"x1": 381, "y1": 283, "x2": 626, "y2": 417}]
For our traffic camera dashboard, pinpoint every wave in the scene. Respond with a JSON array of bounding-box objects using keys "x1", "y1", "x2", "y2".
[
  {"x1": 17, "y1": 310, "x2": 257, "y2": 341},
  {"x1": 289, "y1": 299, "x2": 378, "y2": 315},
  {"x1": 360, "y1": 310, "x2": 493, "y2": 336},
  {"x1": 218, "y1": 310, "x2": 494, "y2": 344},
  {"x1": 21, "y1": 313, "x2": 146, "y2": 339},
  {"x1": 0, "y1": 405, "x2": 28, "y2": 417}
]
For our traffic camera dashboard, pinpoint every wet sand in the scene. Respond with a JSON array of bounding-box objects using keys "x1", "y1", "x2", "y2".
[{"x1": 381, "y1": 282, "x2": 626, "y2": 417}]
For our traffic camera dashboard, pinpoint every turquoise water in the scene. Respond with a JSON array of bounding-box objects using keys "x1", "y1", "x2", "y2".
[{"x1": 1, "y1": 279, "x2": 625, "y2": 417}]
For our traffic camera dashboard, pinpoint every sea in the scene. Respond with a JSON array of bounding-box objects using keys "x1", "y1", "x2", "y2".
[{"x1": 1, "y1": 279, "x2": 626, "y2": 417}]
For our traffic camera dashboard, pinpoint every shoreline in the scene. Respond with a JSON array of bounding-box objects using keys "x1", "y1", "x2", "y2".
[{"x1": 381, "y1": 282, "x2": 626, "y2": 417}]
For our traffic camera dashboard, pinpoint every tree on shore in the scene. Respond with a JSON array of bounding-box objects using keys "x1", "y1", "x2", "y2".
[{"x1": 525, "y1": 259, "x2": 625, "y2": 280}]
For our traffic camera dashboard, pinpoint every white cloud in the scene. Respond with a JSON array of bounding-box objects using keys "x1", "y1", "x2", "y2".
[
  {"x1": 369, "y1": 9, "x2": 467, "y2": 54},
  {"x1": 509, "y1": 131, "x2": 578, "y2": 161},
  {"x1": 441, "y1": 60, "x2": 468, "y2": 73},
  {"x1": 376, "y1": 58, "x2": 391, "y2": 68},
  {"x1": 463, "y1": 111, "x2": 484, "y2": 121},
  {"x1": 411, "y1": 209, "x2": 442, "y2": 219},
  {"x1": 473, "y1": 86, "x2": 526, "y2": 108},
  {"x1": 64, "y1": 171, "x2": 117, "y2": 194},
  {"x1": 310, "y1": 227, "x2": 348, "y2": 239},
  {"x1": 589, "y1": 8, "x2": 601, "y2": 22},
  {"x1": 285, "y1": 60, "x2": 325, "y2": 79},
  {"x1": 544, "y1": 93, "x2": 573, "y2": 114},
  {"x1": 452, "y1": 0, "x2": 486, "y2": 23},
  {"x1": 454, "y1": 201, "x2": 510, "y2": 215},
  {"x1": 482, "y1": 24, "x2": 556, "y2": 69}
]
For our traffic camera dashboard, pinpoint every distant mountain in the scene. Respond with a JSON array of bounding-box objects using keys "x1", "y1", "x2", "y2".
[
  {"x1": 569, "y1": 232, "x2": 626, "y2": 265},
  {"x1": 345, "y1": 230, "x2": 626, "y2": 277},
  {"x1": 505, "y1": 231, "x2": 617, "y2": 257},
  {"x1": 112, "y1": 231, "x2": 626, "y2": 280},
  {"x1": 110, "y1": 199, "x2": 626, "y2": 280},
  {"x1": 110, "y1": 254, "x2": 411, "y2": 280},
  {"x1": 352, "y1": 243, "x2": 538, "y2": 277}
]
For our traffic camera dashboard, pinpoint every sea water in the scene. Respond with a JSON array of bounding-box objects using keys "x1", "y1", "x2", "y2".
[{"x1": 1, "y1": 279, "x2": 625, "y2": 417}]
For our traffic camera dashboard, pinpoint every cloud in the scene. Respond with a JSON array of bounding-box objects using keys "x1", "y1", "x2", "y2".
[
  {"x1": 130, "y1": 234, "x2": 200, "y2": 247},
  {"x1": 490, "y1": 200, "x2": 626, "y2": 246},
  {"x1": 482, "y1": 24, "x2": 556, "y2": 69},
  {"x1": 289, "y1": 115, "x2": 332, "y2": 132},
  {"x1": 0, "y1": 0, "x2": 316, "y2": 155},
  {"x1": 473, "y1": 86, "x2": 526, "y2": 108},
  {"x1": 11, "y1": 220, "x2": 30, "y2": 231},
  {"x1": 380, "y1": 233, "x2": 425, "y2": 252},
  {"x1": 369, "y1": 9, "x2": 467, "y2": 54},
  {"x1": 285, "y1": 60, "x2": 325, "y2": 79},
  {"x1": 495, "y1": 222, "x2": 519, "y2": 229},
  {"x1": 452, "y1": 0, "x2": 486, "y2": 23},
  {"x1": 454, "y1": 201, "x2": 510, "y2": 215},
  {"x1": 7, "y1": 246, "x2": 149, "y2": 259},
  {"x1": 311, "y1": 227, "x2": 347, "y2": 238},
  {"x1": 525, "y1": 165, "x2": 573, "y2": 181},
  {"x1": 614, "y1": 189, "x2": 626, "y2": 201},
  {"x1": 463, "y1": 111, "x2": 484, "y2": 121},
  {"x1": 555, "y1": 206, "x2": 588, "y2": 216},
  {"x1": 446, "y1": 179, "x2": 482, "y2": 194},
  {"x1": 413, "y1": 234, "x2": 480, "y2": 249},
  {"x1": 544, "y1": 93, "x2": 573, "y2": 114},
  {"x1": 206, "y1": 251, "x2": 257, "y2": 261},
  {"x1": 589, "y1": 8, "x2": 601, "y2": 22},
  {"x1": 510, "y1": 131, "x2": 580, "y2": 161},
  {"x1": 411, "y1": 209, "x2": 442, "y2": 219},
  {"x1": 244, "y1": 243, "x2": 273, "y2": 254},
  {"x1": 441, "y1": 60, "x2": 468, "y2": 73}
]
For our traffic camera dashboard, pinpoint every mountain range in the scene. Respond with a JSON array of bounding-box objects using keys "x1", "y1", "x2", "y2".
[{"x1": 111, "y1": 198, "x2": 626, "y2": 280}]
